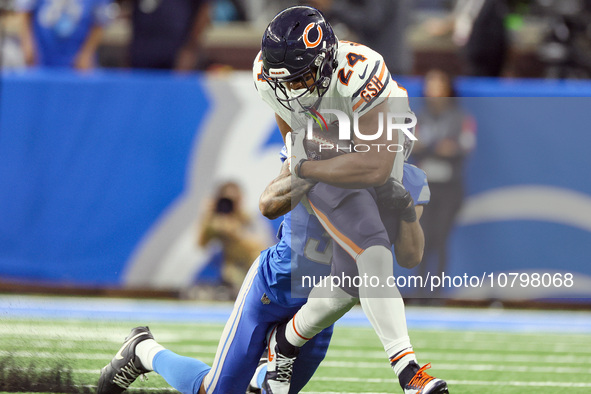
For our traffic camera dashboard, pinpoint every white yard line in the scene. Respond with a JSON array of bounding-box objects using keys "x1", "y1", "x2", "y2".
[
  {"x1": 309, "y1": 377, "x2": 591, "y2": 388},
  {"x1": 321, "y1": 350, "x2": 591, "y2": 364},
  {"x1": 318, "y1": 362, "x2": 591, "y2": 374},
  {"x1": 6, "y1": 361, "x2": 591, "y2": 376},
  {"x1": 3, "y1": 346, "x2": 591, "y2": 366}
]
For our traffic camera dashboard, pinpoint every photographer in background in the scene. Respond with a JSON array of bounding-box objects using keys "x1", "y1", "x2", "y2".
[{"x1": 197, "y1": 181, "x2": 268, "y2": 296}]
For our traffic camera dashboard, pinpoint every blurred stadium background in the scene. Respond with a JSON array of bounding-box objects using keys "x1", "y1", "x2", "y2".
[{"x1": 1, "y1": 0, "x2": 591, "y2": 392}]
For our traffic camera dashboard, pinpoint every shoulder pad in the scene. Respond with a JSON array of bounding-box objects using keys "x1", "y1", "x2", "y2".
[{"x1": 333, "y1": 42, "x2": 395, "y2": 115}]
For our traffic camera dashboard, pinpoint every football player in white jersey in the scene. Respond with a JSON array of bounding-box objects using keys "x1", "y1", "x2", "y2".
[
  {"x1": 97, "y1": 6, "x2": 448, "y2": 394},
  {"x1": 253, "y1": 6, "x2": 448, "y2": 394}
]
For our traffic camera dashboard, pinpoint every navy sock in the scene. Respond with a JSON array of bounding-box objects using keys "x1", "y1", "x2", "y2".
[
  {"x1": 276, "y1": 323, "x2": 299, "y2": 357},
  {"x1": 397, "y1": 360, "x2": 420, "y2": 389}
]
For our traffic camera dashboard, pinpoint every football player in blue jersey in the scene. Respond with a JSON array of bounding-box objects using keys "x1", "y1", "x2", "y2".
[
  {"x1": 97, "y1": 154, "x2": 431, "y2": 394},
  {"x1": 253, "y1": 6, "x2": 448, "y2": 394}
]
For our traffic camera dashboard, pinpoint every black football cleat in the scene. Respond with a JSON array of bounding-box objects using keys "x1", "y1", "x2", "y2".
[
  {"x1": 97, "y1": 326, "x2": 153, "y2": 394},
  {"x1": 262, "y1": 325, "x2": 298, "y2": 394},
  {"x1": 403, "y1": 363, "x2": 449, "y2": 394}
]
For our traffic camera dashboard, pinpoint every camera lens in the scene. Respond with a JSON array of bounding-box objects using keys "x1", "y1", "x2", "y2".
[{"x1": 216, "y1": 198, "x2": 234, "y2": 214}]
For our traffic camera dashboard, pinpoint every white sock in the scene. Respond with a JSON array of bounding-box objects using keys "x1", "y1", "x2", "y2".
[
  {"x1": 285, "y1": 276, "x2": 358, "y2": 347},
  {"x1": 135, "y1": 339, "x2": 166, "y2": 371},
  {"x1": 388, "y1": 337, "x2": 418, "y2": 376},
  {"x1": 356, "y1": 245, "x2": 412, "y2": 357}
]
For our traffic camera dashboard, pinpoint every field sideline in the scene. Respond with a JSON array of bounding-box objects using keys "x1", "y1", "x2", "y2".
[{"x1": 1, "y1": 295, "x2": 591, "y2": 393}]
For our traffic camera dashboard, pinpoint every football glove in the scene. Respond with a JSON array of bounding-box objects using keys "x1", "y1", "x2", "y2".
[
  {"x1": 286, "y1": 129, "x2": 309, "y2": 179},
  {"x1": 375, "y1": 177, "x2": 417, "y2": 222}
]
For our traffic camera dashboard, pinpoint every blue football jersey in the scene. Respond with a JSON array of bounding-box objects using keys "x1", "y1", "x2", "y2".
[
  {"x1": 16, "y1": 0, "x2": 113, "y2": 67},
  {"x1": 258, "y1": 149, "x2": 430, "y2": 307}
]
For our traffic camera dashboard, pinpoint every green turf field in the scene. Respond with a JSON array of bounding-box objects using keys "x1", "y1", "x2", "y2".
[{"x1": 1, "y1": 317, "x2": 591, "y2": 393}]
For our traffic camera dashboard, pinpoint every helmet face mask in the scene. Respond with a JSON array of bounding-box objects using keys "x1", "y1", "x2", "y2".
[
  {"x1": 267, "y1": 62, "x2": 324, "y2": 112},
  {"x1": 261, "y1": 6, "x2": 338, "y2": 112},
  {"x1": 404, "y1": 137, "x2": 415, "y2": 161}
]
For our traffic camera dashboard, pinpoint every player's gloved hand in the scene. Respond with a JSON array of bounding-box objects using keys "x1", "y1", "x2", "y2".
[
  {"x1": 375, "y1": 177, "x2": 417, "y2": 222},
  {"x1": 286, "y1": 128, "x2": 309, "y2": 179}
]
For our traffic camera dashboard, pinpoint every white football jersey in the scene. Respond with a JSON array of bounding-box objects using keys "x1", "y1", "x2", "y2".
[{"x1": 253, "y1": 41, "x2": 410, "y2": 180}]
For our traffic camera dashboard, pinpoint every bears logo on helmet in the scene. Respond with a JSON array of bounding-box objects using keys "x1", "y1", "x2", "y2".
[
  {"x1": 303, "y1": 23, "x2": 323, "y2": 48},
  {"x1": 261, "y1": 6, "x2": 338, "y2": 112}
]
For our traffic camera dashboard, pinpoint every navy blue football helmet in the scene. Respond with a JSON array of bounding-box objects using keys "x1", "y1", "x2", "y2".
[{"x1": 261, "y1": 6, "x2": 338, "y2": 111}]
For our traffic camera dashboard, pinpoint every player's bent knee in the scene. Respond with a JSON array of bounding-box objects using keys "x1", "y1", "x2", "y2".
[{"x1": 309, "y1": 290, "x2": 358, "y2": 328}]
